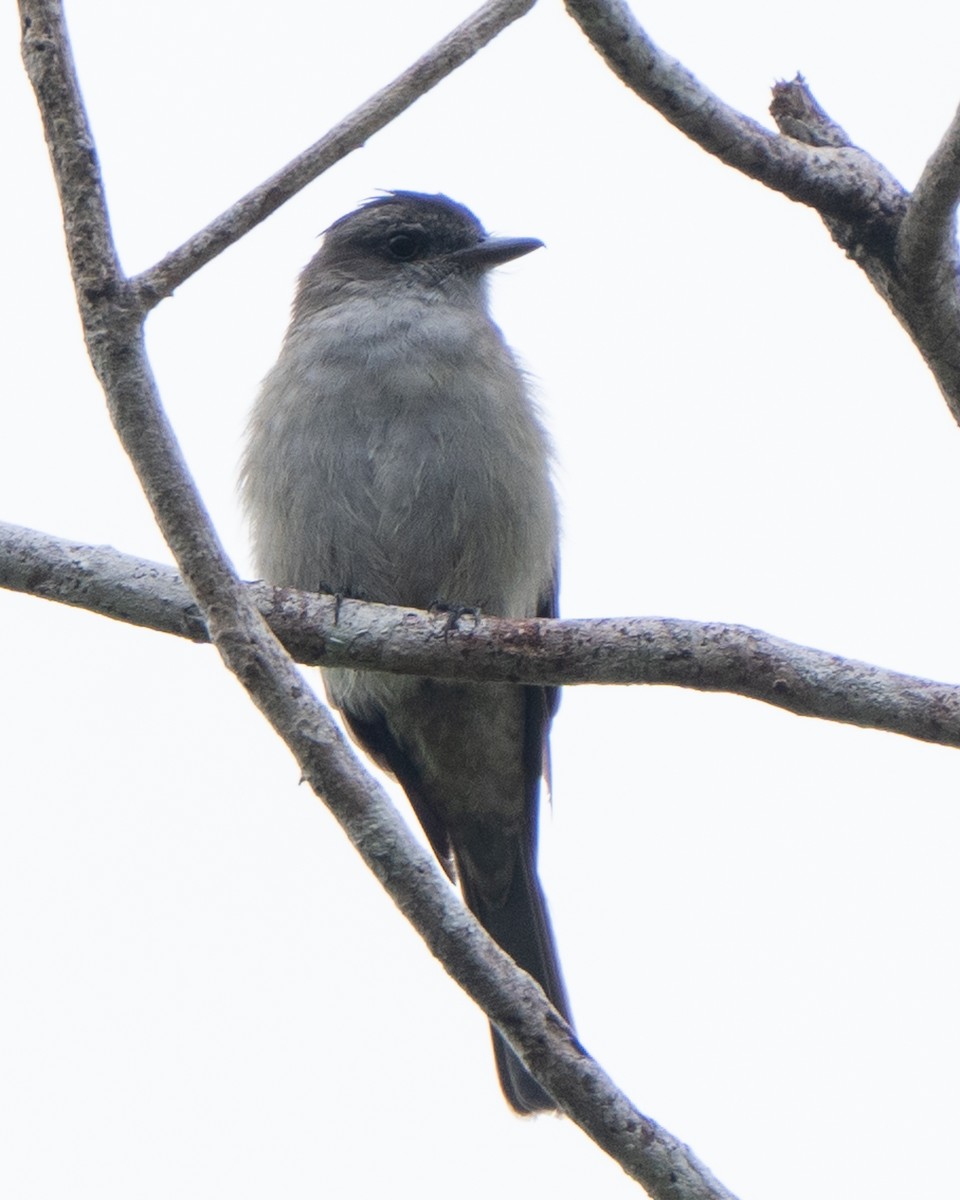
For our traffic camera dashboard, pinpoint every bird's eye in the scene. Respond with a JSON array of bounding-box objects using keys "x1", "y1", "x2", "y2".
[{"x1": 387, "y1": 231, "x2": 425, "y2": 260}]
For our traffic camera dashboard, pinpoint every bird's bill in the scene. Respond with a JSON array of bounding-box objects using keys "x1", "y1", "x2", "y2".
[{"x1": 452, "y1": 236, "x2": 544, "y2": 268}]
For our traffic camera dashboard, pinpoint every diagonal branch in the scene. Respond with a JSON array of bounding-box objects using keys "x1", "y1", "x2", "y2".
[
  {"x1": 899, "y1": 99, "x2": 960, "y2": 279},
  {"x1": 4, "y1": 521, "x2": 960, "y2": 751},
  {"x1": 894, "y1": 99, "x2": 960, "y2": 389},
  {"x1": 562, "y1": 0, "x2": 905, "y2": 224},
  {"x1": 18, "y1": 3, "x2": 736, "y2": 1194},
  {"x1": 563, "y1": 0, "x2": 960, "y2": 424},
  {"x1": 770, "y1": 75, "x2": 960, "y2": 424},
  {"x1": 130, "y1": 0, "x2": 536, "y2": 308}
]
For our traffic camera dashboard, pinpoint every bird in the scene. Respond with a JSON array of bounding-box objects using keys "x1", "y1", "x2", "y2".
[{"x1": 241, "y1": 191, "x2": 571, "y2": 1113}]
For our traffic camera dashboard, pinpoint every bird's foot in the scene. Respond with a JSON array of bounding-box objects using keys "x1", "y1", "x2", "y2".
[{"x1": 429, "y1": 600, "x2": 481, "y2": 633}]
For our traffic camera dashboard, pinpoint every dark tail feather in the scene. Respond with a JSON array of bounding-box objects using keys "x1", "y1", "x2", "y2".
[{"x1": 460, "y1": 850, "x2": 572, "y2": 1114}]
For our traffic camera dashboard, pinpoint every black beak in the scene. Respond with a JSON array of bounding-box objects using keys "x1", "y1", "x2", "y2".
[{"x1": 452, "y1": 236, "x2": 544, "y2": 269}]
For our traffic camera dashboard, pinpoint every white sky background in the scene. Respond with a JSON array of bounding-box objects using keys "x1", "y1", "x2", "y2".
[{"x1": 2, "y1": 1, "x2": 959, "y2": 1196}]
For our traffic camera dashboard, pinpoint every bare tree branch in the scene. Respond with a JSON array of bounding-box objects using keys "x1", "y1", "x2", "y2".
[
  {"x1": 4, "y1": 521, "x2": 960, "y2": 751},
  {"x1": 18, "y1": 3, "x2": 740, "y2": 1194},
  {"x1": 0, "y1": 521, "x2": 210, "y2": 641},
  {"x1": 130, "y1": 0, "x2": 536, "y2": 308},
  {"x1": 900, "y1": 99, "x2": 960, "y2": 277},
  {"x1": 562, "y1": 0, "x2": 905, "y2": 223},
  {"x1": 895, "y1": 99, "x2": 960, "y2": 387},
  {"x1": 564, "y1": 0, "x2": 960, "y2": 424},
  {"x1": 769, "y1": 76, "x2": 960, "y2": 424}
]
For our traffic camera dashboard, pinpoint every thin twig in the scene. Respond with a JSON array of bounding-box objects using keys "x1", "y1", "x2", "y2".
[
  {"x1": 3, "y1": 521, "x2": 960, "y2": 751},
  {"x1": 131, "y1": 0, "x2": 537, "y2": 307}
]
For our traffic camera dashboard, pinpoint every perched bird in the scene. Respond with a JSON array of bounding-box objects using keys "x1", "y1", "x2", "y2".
[{"x1": 241, "y1": 191, "x2": 570, "y2": 1112}]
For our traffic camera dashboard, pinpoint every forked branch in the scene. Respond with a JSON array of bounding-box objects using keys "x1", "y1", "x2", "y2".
[{"x1": 564, "y1": 0, "x2": 960, "y2": 422}]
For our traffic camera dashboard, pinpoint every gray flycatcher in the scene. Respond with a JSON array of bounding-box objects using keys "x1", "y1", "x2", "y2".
[{"x1": 241, "y1": 191, "x2": 571, "y2": 1113}]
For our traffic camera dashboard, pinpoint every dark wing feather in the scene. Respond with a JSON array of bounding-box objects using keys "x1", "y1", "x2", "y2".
[{"x1": 340, "y1": 707, "x2": 455, "y2": 880}]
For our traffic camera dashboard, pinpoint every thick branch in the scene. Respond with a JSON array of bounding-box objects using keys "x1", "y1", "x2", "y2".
[
  {"x1": 894, "y1": 99, "x2": 960, "y2": 392},
  {"x1": 18, "y1": 3, "x2": 736, "y2": 1193},
  {"x1": 4, "y1": 522, "x2": 960, "y2": 751},
  {"x1": 130, "y1": 0, "x2": 536, "y2": 306},
  {"x1": 899, "y1": 99, "x2": 960, "y2": 277}
]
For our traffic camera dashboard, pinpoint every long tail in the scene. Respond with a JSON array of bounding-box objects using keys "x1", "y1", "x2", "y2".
[{"x1": 459, "y1": 848, "x2": 572, "y2": 1114}]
